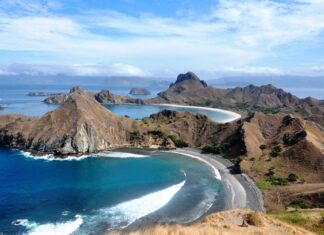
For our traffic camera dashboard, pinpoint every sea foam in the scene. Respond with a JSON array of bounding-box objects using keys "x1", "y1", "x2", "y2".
[
  {"x1": 82, "y1": 180, "x2": 186, "y2": 231},
  {"x1": 14, "y1": 215, "x2": 83, "y2": 235},
  {"x1": 19, "y1": 151, "x2": 150, "y2": 161}
]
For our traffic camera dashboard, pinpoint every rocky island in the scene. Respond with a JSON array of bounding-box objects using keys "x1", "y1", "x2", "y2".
[
  {"x1": 129, "y1": 87, "x2": 151, "y2": 95},
  {"x1": 0, "y1": 104, "x2": 5, "y2": 110}
]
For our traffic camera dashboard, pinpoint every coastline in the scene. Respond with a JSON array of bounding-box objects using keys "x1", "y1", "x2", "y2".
[
  {"x1": 170, "y1": 148, "x2": 265, "y2": 212},
  {"x1": 153, "y1": 103, "x2": 241, "y2": 123}
]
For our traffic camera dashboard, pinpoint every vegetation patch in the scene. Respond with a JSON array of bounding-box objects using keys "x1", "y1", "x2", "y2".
[
  {"x1": 168, "y1": 135, "x2": 189, "y2": 148},
  {"x1": 148, "y1": 130, "x2": 165, "y2": 137},
  {"x1": 259, "y1": 144, "x2": 267, "y2": 150},
  {"x1": 270, "y1": 211, "x2": 324, "y2": 235},
  {"x1": 270, "y1": 144, "x2": 284, "y2": 157},
  {"x1": 202, "y1": 142, "x2": 231, "y2": 154},
  {"x1": 256, "y1": 180, "x2": 271, "y2": 190},
  {"x1": 289, "y1": 199, "x2": 310, "y2": 209},
  {"x1": 287, "y1": 173, "x2": 299, "y2": 182},
  {"x1": 268, "y1": 175, "x2": 288, "y2": 186}
]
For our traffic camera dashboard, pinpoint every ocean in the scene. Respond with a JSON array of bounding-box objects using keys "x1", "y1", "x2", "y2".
[
  {"x1": 0, "y1": 149, "x2": 225, "y2": 234},
  {"x1": 0, "y1": 84, "x2": 229, "y2": 234},
  {"x1": 0, "y1": 83, "x2": 322, "y2": 234}
]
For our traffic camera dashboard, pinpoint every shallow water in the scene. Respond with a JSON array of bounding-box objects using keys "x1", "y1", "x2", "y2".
[
  {"x1": 105, "y1": 103, "x2": 231, "y2": 122},
  {"x1": 0, "y1": 148, "x2": 226, "y2": 234}
]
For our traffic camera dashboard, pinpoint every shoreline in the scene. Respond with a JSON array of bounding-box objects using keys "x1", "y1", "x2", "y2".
[
  {"x1": 153, "y1": 103, "x2": 241, "y2": 123},
  {"x1": 170, "y1": 148, "x2": 265, "y2": 212}
]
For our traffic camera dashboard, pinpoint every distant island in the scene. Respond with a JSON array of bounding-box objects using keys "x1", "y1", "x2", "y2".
[
  {"x1": 129, "y1": 87, "x2": 151, "y2": 95},
  {"x1": 0, "y1": 104, "x2": 5, "y2": 110},
  {"x1": 28, "y1": 92, "x2": 64, "y2": 97}
]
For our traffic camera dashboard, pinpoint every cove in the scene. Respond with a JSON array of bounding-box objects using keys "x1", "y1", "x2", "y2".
[
  {"x1": 105, "y1": 104, "x2": 238, "y2": 122},
  {"x1": 0, "y1": 148, "x2": 226, "y2": 234}
]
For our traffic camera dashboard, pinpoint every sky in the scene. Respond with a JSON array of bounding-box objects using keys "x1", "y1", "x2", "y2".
[{"x1": 0, "y1": 0, "x2": 324, "y2": 78}]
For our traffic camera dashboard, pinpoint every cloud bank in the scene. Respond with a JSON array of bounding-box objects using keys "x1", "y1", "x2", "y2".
[{"x1": 0, "y1": 0, "x2": 324, "y2": 77}]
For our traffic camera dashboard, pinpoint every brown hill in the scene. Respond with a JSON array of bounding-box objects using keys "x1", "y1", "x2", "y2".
[
  {"x1": 149, "y1": 72, "x2": 324, "y2": 127},
  {"x1": 111, "y1": 209, "x2": 314, "y2": 235},
  {"x1": 0, "y1": 88, "x2": 132, "y2": 155}
]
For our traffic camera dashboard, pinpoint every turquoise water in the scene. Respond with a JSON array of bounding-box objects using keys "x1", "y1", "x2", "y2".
[
  {"x1": 0, "y1": 85, "x2": 229, "y2": 234},
  {"x1": 0, "y1": 85, "x2": 232, "y2": 122},
  {"x1": 105, "y1": 104, "x2": 231, "y2": 122},
  {"x1": 0, "y1": 148, "x2": 226, "y2": 234}
]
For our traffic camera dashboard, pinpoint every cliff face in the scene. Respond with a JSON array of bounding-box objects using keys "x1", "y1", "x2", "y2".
[{"x1": 0, "y1": 89, "x2": 132, "y2": 155}]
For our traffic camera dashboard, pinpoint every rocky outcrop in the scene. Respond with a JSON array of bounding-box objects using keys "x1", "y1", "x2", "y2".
[
  {"x1": 129, "y1": 87, "x2": 151, "y2": 95},
  {"x1": 44, "y1": 87, "x2": 144, "y2": 105},
  {"x1": 94, "y1": 90, "x2": 143, "y2": 104}
]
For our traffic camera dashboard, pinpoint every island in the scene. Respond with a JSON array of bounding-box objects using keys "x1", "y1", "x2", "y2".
[
  {"x1": 129, "y1": 87, "x2": 151, "y2": 95},
  {"x1": 28, "y1": 92, "x2": 64, "y2": 97},
  {"x1": 0, "y1": 72, "x2": 323, "y2": 234}
]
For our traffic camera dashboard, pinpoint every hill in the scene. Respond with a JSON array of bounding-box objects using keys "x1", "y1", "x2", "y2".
[
  {"x1": 148, "y1": 72, "x2": 324, "y2": 127},
  {"x1": 0, "y1": 88, "x2": 133, "y2": 155}
]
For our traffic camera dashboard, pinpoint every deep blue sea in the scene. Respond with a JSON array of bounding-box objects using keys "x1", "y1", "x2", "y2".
[
  {"x1": 0, "y1": 149, "x2": 225, "y2": 234},
  {"x1": 0, "y1": 84, "x2": 229, "y2": 234}
]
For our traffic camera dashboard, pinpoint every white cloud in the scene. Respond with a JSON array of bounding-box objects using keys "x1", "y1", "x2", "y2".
[
  {"x1": 0, "y1": 63, "x2": 151, "y2": 77},
  {"x1": 0, "y1": 0, "x2": 324, "y2": 76}
]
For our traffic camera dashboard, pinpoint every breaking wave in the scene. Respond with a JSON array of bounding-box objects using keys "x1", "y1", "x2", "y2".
[
  {"x1": 81, "y1": 180, "x2": 186, "y2": 232},
  {"x1": 19, "y1": 151, "x2": 150, "y2": 161},
  {"x1": 13, "y1": 215, "x2": 83, "y2": 235}
]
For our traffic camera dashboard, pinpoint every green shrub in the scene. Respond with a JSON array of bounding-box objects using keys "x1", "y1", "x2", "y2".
[
  {"x1": 142, "y1": 119, "x2": 148, "y2": 125},
  {"x1": 256, "y1": 180, "x2": 271, "y2": 190},
  {"x1": 259, "y1": 144, "x2": 267, "y2": 150},
  {"x1": 270, "y1": 144, "x2": 284, "y2": 157},
  {"x1": 168, "y1": 135, "x2": 189, "y2": 148},
  {"x1": 274, "y1": 144, "x2": 284, "y2": 152},
  {"x1": 202, "y1": 144, "x2": 222, "y2": 154},
  {"x1": 268, "y1": 166, "x2": 276, "y2": 176},
  {"x1": 288, "y1": 173, "x2": 299, "y2": 182},
  {"x1": 202, "y1": 142, "x2": 231, "y2": 154},
  {"x1": 269, "y1": 175, "x2": 288, "y2": 186},
  {"x1": 289, "y1": 199, "x2": 309, "y2": 209},
  {"x1": 148, "y1": 130, "x2": 164, "y2": 137}
]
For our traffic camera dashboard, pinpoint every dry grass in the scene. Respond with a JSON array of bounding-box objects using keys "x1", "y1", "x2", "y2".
[
  {"x1": 109, "y1": 209, "x2": 314, "y2": 235},
  {"x1": 244, "y1": 212, "x2": 264, "y2": 227}
]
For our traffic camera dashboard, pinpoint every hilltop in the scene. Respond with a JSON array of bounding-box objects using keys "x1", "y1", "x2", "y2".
[{"x1": 111, "y1": 209, "x2": 316, "y2": 235}]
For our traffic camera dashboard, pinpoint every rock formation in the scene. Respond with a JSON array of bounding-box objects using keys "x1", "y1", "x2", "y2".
[
  {"x1": 129, "y1": 87, "x2": 151, "y2": 95},
  {"x1": 44, "y1": 87, "x2": 143, "y2": 105}
]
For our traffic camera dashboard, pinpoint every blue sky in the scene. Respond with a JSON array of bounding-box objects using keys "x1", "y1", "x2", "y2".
[{"x1": 0, "y1": 0, "x2": 324, "y2": 78}]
